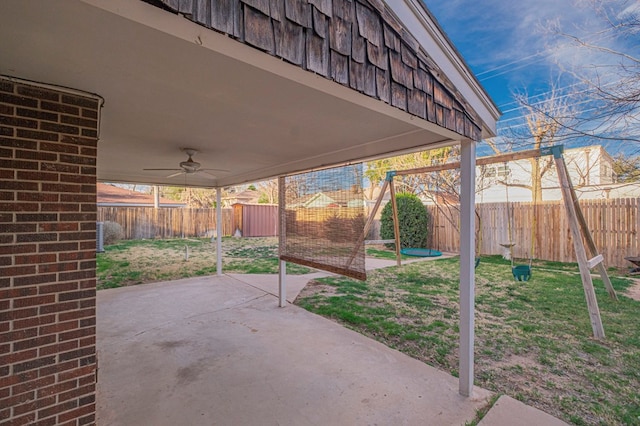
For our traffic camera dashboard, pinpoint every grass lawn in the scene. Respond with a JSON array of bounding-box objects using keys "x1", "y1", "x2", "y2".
[
  {"x1": 296, "y1": 255, "x2": 640, "y2": 426},
  {"x1": 96, "y1": 237, "x2": 313, "y2": 289}
]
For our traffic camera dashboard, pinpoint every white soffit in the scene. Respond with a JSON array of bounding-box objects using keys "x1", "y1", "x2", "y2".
[{"x1": 0, "y1": 0, "x2": 495, "y2": 187}]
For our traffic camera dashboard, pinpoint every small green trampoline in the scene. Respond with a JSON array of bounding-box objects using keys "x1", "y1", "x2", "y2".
[{"x1": 400, "y1": 248, "x2": 442, "y2": 257}]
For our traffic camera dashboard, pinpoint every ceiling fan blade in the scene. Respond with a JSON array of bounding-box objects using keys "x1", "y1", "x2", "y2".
[
  {"x1": 143, "y1": 168, "x2": 181, "y2": 171},
  {"x1": 200, "y1": 168, "x2": 230, "y2": 173},
  {"x1": 198, "y1": 170, "x2": 218, "y2": 179},
  {"x1": 167, "y1": 171, "x2": 185, "y2": 178}
]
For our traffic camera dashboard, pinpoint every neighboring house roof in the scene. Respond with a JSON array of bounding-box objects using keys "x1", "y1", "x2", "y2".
[
  {"x1": 97, "y1": 183, "x2": 185, "y2": 207},
  {"x1": 223, "y1": 189, "x2": 261, "y2": 205}
]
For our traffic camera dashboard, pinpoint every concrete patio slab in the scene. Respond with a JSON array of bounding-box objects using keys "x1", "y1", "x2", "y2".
[
  {"x1": 97, "y1": 275, "x2": 491, "y2": 425},
  {"x1": 478, "y1": 395, "x2": 570, "y2": 426},
  {"x1": 227, "y1": 272, "x2": 330, "y2": 304}
]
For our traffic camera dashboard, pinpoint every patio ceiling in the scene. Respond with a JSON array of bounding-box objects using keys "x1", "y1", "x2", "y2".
[{"x1": 0, "y1": 0, "x2": 499, "y2": 187}]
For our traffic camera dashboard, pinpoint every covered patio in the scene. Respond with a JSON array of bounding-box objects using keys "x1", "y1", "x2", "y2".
[
  {"x1": 97, "y1": 274, "x2": 490, "y2": 425},
  {"x1": 1, "y1": 0, "x2": 502, "y2": 423}
]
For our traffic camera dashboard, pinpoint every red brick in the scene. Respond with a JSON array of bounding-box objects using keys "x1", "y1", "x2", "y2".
[
  {"x1": 40, "y1": 101, "x2": 79, "y2": 116},
  {"x1": 16, "y1": 232, "x2": 57, "y2": 243},
  {"x1": 13, "y1": 335, "x2": 57, "y2": 352},
  {"x1": 9, "y1": 412, "x2": 37, "y2": 426},
  {"x1": 58, "y1": 308, "x2": 94, "y2": 322},
  {"x1": 60, "y1": 174, "x2": 94, "y2": 184},
  {"x1": 38, "y1": 242, "x2": 78, "y2": 253},
  {"x1": 0, "y1": 180, "x2": 39, "y2": 191},
  {"x1": 0, "y1": 265, "x2": 36, "y2": 276},
  {"x1": 13, "y1": 273, "x2": 57, "y2": 287},
  {"x1": 33, "y1": 416, "x2": 58, "y2": 426},
  {"x1": 0, "y1": 93, "x2": 38, "y2": 108},
  {"x1": 38, "y1": 222, "x2": 77, "y2": 232},
  {"x1": 14, "y1": 253, "x2": 57, "y2": 264},
  {"x1": 13, "y1": 314, "x2": 55, "y2": 331},
  {"x1": 58, "y1": 365, "x2": 94, "y2": 383},
  {"x1": 59, "y1": 213, "x2": 94, "y2": 222},
  {"x1": 40, "y1": 122, "x2": 79, "y2": 135},
  {"x1": 16, "y1": 107, "x2": 58, "y2": 122},
  {"x1": 58, "y1": 251, "x2": 94, "y2": 262},
  {"x1": 15, "y1": 149, "x2": 58, "y2": 162},
  {"x1": 37, "y1": 379, "x2": 77, "y2": 399},
  {"x1": 40, "y1": 203, "x2": 80, "y2": 212},
  {"x1": 0, "y1": 244, "x2": 36, "y2": 255},
  {"x1": 59, "y1": 402, "x2": 95, "y2": 424},
  {"x1": 39, "y1": 301, "x2": 78, "y2": 315},
  {"x1": 16, "y1": 170, "x2": 60, "y2": 182},
  {"x1": 79, "y1": 336, "x2": 95, "y2": 348},
  {"x1": 79, "y1": 241, "x2": 96, "y2": 250},
  {"x1": 38, "y1": 359, "x2": 78, "y2": 377},
  {"x1": 59, "y1": 290, "x2": 94, "y2": 302},
  {"x1": 39, "y1": 340, "x2": 78, "y2": 357},
  {"x1": 41, "y1": 162, "x2": 79, "y2": 174},
  {"x1": 37, "y1": 398, "x2": 77, "y2": 420},
  {"x1": 11, "y1": 376, "x2": 55, "y2": 398},
  {"x1": 59, "y1": 135, "x2": 96, "y2": 147},
  {"x1": 38, "y1": 282, "x2": 78, "y2": 295},
  {"x1": 59, "y1": 193, "x2": 94, "y2": 203},
  {"x1": 59, "y1": 327, "x2": 95, "y2": 343},
  {"x1": 39, "y1": 320, "x2": 78, "y2": 336},
  {"x1": 16, "y1": 86, "x2": 60, "y2": 102},
  {"x1": 81, "y1": 109, "x2": 98, "y2": 119},
  {"x1": 0, "y1": 137, "x2": 38, "y2": 150},
  {"x1": 0, "y1": 307, "x2": 37, "y2": 322},
  {"x1": 16, "y1": 128, "x2": 59, "y2": 141},
  {"x1": 79, "y1": 260, "x2": 96, "y2": 270},
  {"x1": 0, "y1": 349, "x2": 37, "y2": 365},
  {"x1": 57, "y1": 383, "x2": 94, "y2": 404},
  {"x1": 58, "y1": 270, "x2": 94, "y2": 282},
  {"x1": 0, "y1": 202, "x2": 39, "y2": 211},
  {"x1": 0, "y1": 328, "x2": 37, "y2": 344},
  {"x1": 12, "y1": 355, "x2": 56, "y2": 374},
  {"x1": 16, "y1": 192, "x2": 59, "y2": 202},
  {"x1": 79, "y1": 222, "x2": 96, "y2": 231},
  {"x1": 15, "y1": 213, "x2": 58, "y2": 222},
  {"x1": 0, "y1": 116, "x2": 38, "y2": 129},
  {"x1": 38, "y1": 262, "x2": 78, "y2": 274},
  {"x1": 0, "y1": 370, "x2": 37, "y2": 388},
  {"x1": 39, "y1": 142, "x2": 78, "y2": 154},
  {"x1": 41, "y1": 183, "x2": 81, "y2": 193},
  {"x1": 60, "y1": 115, "x2": 97, "y2": 128},
  {"x1": 13, "y1": 295, "x2": 56, "y2": 309},
  {"x1": 0, "y1": 212, "x2": 13, "y2": 221},
  {"x1": 79, "y1": 280, "x2": 96, "y2": 290},
  {"x1": 4, "y1": 287, "x2": 38, "y2": 298}
]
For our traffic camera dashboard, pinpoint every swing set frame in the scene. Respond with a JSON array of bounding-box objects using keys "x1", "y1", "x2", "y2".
[{"x1": 355, "y1": 144, "x2": 617, "y2": 339}]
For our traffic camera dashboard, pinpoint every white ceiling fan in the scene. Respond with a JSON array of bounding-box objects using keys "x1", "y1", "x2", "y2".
[{"x1": 143, "y1": 148, "x2": 228, "y2": 178}]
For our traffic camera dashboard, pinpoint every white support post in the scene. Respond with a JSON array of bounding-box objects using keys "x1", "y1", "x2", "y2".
[
  {"x1": 216, "y1": 188, "x2": 223, "y2": 277},
  {"x1": 459, "y1": 140, "x2": 476, "y2": 397},
  {"x1": 153, "y1": 185, "x2": 160, "y2": 209},
  {"x1": 279, "y1": 260, "x2": 287, "y2": 307}
]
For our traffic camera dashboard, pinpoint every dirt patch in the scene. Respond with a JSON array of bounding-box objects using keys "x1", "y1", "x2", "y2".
[
  {"x1": 296, "y1": 279, "x2": 338, "y2": 300},
  {"x1": 626, "y1": 278, "x2": 640, "y2": 301}
]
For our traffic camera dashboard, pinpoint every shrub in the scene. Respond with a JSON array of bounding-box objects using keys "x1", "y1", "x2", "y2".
[
  {"x1": 103, "y1": 221, "x2": 124, "y2": 245},
  {"x1": 380, "y1": 193, "x2": 429, "y2": 249}
]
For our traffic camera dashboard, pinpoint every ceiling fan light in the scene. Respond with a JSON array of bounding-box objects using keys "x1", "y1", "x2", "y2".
[{"x1": 180, "y1": 160, "x2": 200, "y2": 171}]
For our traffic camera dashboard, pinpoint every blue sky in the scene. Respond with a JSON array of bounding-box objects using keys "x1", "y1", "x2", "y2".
[{"x1": 426, "y1": 0, "x2": 639, "y2": 156}]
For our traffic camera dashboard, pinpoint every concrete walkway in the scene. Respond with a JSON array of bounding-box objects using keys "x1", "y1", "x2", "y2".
[{"x1": 96, "y1": 270, "x2": 568, "y2": 425}]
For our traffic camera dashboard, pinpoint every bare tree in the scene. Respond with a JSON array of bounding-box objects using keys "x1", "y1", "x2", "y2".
[{"x1": 542, "y1": 0, "x2": 640, "y2": 147}]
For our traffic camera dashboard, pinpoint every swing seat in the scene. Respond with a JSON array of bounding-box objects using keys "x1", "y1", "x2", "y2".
[
  {"x1": 400, "y1": 248, "x2": 442, "y2": 257},
  {"x1": 512, "y1": 265, "x2": 531, "y2": 281}
]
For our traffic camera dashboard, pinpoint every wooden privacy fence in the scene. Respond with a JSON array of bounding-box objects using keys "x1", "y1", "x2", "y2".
[
  {"x1": 98, "y1": 207, "x2": 234, "y2": 239},
  {"x1": 422, "y1": 198, "x2": 639, "y2": 268}
]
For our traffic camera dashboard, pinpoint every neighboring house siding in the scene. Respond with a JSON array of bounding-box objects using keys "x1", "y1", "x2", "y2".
[
  {"x1": 0, "y1": 78, "x2": 99, "y2": 425},
  {"x1": 477, "y1": 145, "x2": 623, "y2": 202},
  {"x1": 153, "y1": 0, "x2": 482, "y2": 141}
]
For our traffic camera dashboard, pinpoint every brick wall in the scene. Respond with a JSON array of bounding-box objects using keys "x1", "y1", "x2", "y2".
[{"x1": 0, "y1": 77, "x2": 100, "y2": 425}]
